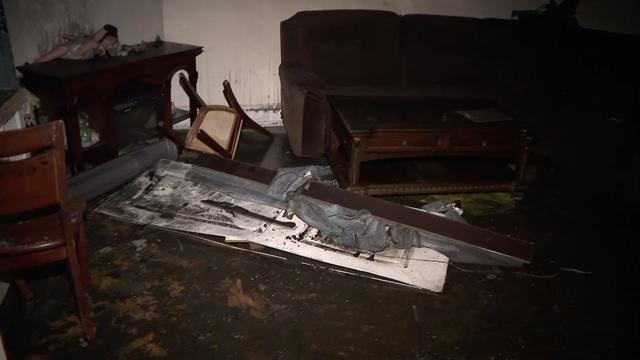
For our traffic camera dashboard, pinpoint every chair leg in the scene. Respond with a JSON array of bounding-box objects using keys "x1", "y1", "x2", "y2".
[
  {"x1": 66, "y1": 235, "x2": 96, "y2": 341},
  {"x1": 76, "y1": 223, "x2": 91, "y2": 288},
  {"x1": 223, "y1": 80, "x2": 273, "y2": 138},
  {"x1": 14, "y1": 278, "x2": 33, "y2": 300},
  {"x1": 241, "y1": 113, "x2": 274, "y2": 138}
]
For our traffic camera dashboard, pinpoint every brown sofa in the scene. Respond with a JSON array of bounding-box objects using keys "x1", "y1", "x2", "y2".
[{"x1": 279, "y1": 10, "x2": 541, "y2": 157}]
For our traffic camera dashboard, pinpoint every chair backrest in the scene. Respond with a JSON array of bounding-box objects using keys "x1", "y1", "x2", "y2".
[
  {"x1": 178, "y1": 73, "x2": 207, "y2": 110},
  {"x1": 0, "y1": 120, "x2": 68, "y2": 215}
]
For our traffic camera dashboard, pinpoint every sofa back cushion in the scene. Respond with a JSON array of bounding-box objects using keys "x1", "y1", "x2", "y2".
[
  {"x1": 401, "y1": 14, "x2": 521, "y2": 88},
  {"x1": 401, "y1": 14, "x2": 482, "y2": 86},
  {"x1": 281, "y1": 10, "x2": 402, "y2": 86}
]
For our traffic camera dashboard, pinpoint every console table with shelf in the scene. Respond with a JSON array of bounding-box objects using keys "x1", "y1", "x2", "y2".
[{"x1": 17, "y1": 42, "x2": 203, "y2": 173}]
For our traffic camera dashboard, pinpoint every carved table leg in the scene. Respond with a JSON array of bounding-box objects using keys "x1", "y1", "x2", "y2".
[
  {"x1": 159, "y1": 77, "x2": 173, "y2": 133},
  {"x1": 101, "y1": 92, "x2": 118, "y2": 159},
  {"x1": 348, "y1": 137, "x2": 362, "y2": 186},
  {"x1": 62, "y1": 95, "x2": 84, "y2": 174},
  {"x1": 188, "y1": 69, "x2": 199, "y2": 126},
  {"x1": 516, "y1": 130, "x2": 532, "y2": 183},
  {"x1": 516, "y1": 146, "x2": 530, "y2": 183}
]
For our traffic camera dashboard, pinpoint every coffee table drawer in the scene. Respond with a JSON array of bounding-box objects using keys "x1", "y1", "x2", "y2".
[
  {"x1": 368, "y1": 133, "x2": 444, "y2": 150},
  {"x1": 449, "y1": 132, "x2": 521, "y2": 150}
]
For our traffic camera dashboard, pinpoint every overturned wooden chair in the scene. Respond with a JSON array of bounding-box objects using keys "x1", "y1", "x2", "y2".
[
  {"x1": 175, "y1": 73, "x2": 273, "y2": 159},
  {"x1": 178, "y1": 74, "x2": 242, "y2": 158},
  {"x1": 0, "y1": 120, "x2": 96, "y2": 340}
]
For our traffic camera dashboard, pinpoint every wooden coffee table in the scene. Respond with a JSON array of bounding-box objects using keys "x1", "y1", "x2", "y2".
[{"x1": 329, "y1": 96, "x2": 531, "y2": 195}]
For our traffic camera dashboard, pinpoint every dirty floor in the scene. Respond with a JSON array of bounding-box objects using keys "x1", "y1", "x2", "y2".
[{"x1": 2, "y1": 122, "x2": 639, "y2": 358}]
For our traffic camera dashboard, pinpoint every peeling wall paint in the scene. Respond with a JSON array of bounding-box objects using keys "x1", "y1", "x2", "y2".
[
  {"x1": 5, "y1": 0, "x2": 163, "y2": 66},
  {"x1": 5, "y1": 0, "x2": 88, "y2": 65}
]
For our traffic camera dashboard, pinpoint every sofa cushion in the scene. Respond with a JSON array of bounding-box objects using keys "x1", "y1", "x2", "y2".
[
  {"x1": 400, "y1": 15, "x2": 532, "y2": 97},
  {"x1": 281, "y1": 10, "x2": 402, "y2": 86},
  {"x1": 401, "y1": 14, "x2": 482, "y2": 55},
  {"x1": 401, "y1": 15, "x2": 481, "y2": 86}
]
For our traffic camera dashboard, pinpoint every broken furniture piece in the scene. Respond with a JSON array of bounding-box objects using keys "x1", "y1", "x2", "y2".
[
  {"x1": 178, "y1": 73, "x2": 243, "y2": 158},
  {"x1": 194, "y1": 155, "x2": 533, "y2": 267},
  {"x1": 184, "y1": 106, "x2": 242, "y2": 159},
  {"x1": 17, "y1": 42, "x2": 203, "y2": 173},
  {"x1": 176, "y1": 74, "x2": 272, "y2": 158},
  {"x1": 95, "y1": 155, "x2": 534, "y2": 291},
  {"x1": 329, "y1": 96, "x2": 530, "y2": 195},
  {"x1": 0, "y1": 120, "x2": 96, "y2": 340},
  {"x1": 95, "y1": 159, "x2": 449, "y2": 291}
]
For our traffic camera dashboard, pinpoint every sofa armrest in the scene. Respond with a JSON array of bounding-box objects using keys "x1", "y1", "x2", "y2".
[
  {"x1": 279, "y1": 64, "x2": 331, "y2": 158},
  {"x1": 280, "y1": 63, "x2": 326, "y2": 88},
  {"x1": 279, "y1": 64, "x2": 327, "y2": 95}
]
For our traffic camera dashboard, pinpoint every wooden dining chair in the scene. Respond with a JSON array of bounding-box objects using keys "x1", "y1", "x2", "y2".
[
  {"x1": 178, "y1": 73, "x2": 244, "y2": 159},
  {"x1": 169, "y1": 74, "x2": 274, "y2": 158},
  {"x1": 0, "y1": 120, "x2": 96, "y2": 341}
]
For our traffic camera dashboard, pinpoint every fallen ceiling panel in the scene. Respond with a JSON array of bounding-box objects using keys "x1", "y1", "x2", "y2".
[
  {"x1": 95, "y1": 159, "x2": 449, "y2": 292},
  {"x1": 188, "y1": 155, "x2": 534, "y2": 267}
]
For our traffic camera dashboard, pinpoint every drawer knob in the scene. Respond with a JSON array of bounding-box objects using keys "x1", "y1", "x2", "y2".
[
  {"x1": 481, "y1": 140, "x2": 488, "y2": 147},
  {"x1": 401, "y1": 140, "x2": 408, "y2": 146}
]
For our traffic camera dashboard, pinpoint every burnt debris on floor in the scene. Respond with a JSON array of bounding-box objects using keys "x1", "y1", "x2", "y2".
[
  {"x1": 2, "y1": 119, "x2": 639, "y2": 357},
  {"x1": 2, "y1": 3, "x2": 639, "y2": 356},
  {"x1": 92, "y1": 155, "x2": 534, "y2": 290}
]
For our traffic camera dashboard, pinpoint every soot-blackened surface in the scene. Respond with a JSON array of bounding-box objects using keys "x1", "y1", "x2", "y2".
[{"x1": 3, "y1": 124, "x2": 639, "y2": 358}]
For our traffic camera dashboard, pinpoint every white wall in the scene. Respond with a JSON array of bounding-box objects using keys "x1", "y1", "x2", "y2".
[
  {"x1": 6, "y1": 0, "x2": 637, "y2": 125},
  {"x1": 162, "y1": 0, "x2": 546, "y2": 115},
  {"x1": 5, "y1": 0, "x2": 164, "y2": 66}
]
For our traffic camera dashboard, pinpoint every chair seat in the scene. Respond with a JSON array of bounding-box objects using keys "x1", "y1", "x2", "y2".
[{"x1": 0, "y1": 211, "x2": 66, "y2": 255}]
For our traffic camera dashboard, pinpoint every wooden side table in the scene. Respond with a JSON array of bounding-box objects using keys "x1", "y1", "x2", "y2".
[
  {"x1": 329, "y1": 96, "x2": 531, "y2": 195},
  {"x1": 17, "y1": 42, "x2": 203, "y2": 173}
]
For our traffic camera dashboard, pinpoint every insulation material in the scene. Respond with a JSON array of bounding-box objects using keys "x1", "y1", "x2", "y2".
[{"x1": 95, "y1": 160, "x2": 448, "y2": 292}]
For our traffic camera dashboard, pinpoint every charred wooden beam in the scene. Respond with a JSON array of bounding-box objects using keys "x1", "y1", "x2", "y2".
[{"x1": 189, "y1": 154, "x2": 534, "y2": 266}]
